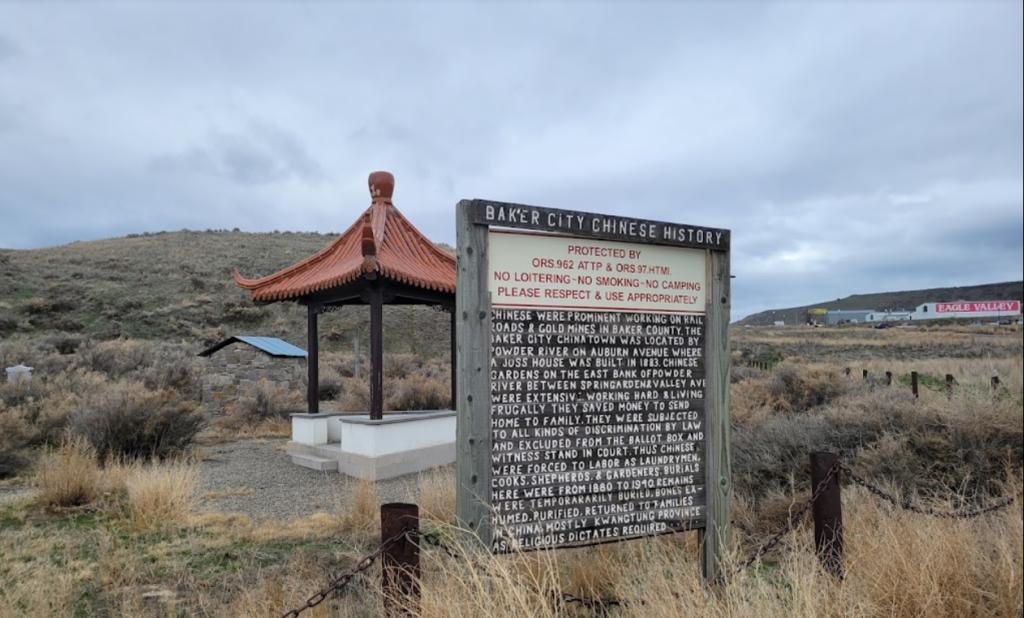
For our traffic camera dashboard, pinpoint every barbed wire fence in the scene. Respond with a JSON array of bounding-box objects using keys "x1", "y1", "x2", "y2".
[{"x1": 279, "y1": 458, "x2": 1022, "y2": 617}]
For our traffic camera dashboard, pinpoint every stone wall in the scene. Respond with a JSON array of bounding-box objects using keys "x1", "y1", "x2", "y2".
[{"x1": 201, "y1": 342, "x2": 307, "y2": 414}]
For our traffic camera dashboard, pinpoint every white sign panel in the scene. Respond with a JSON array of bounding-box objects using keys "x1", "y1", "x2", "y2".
[{"x1": 488, "y1": 231, "x2": 707, "y2": 314}]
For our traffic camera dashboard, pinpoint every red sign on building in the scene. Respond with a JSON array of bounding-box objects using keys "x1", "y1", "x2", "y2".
[{"x1": 934, "y1": 301, "x2": 1021, "y2": 314}]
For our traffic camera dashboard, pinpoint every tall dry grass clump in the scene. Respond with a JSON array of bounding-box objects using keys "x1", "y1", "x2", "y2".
[
  {"x1": 419, "y1": 471, "x2": 457, "y2": 526},
  {"x1": 125, "y1": 461, "x2": 199, "y2": 529},
  {"x1": 339, "y1": 477, "x2": 381, "y2": 543},
  {"x1": 35, "y1": 435, "x2": 101, "y2": 508}
]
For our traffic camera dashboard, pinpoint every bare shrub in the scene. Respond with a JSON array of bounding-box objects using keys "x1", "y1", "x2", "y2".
[
  {"x1": 0, "y1": 317, "x2": 19, "y2": 336},
  {"x1": 0, "y1": 401, "x2": 32, "y2": 479},
  {"x1": 125, "y1": 461, "x2": 198, "y2": 529},
  {"x1": 68, "y1": 382, "x2": 205, "y2": 461},
  {"x1": 339, "y1": 377, "x2": 370, "y2": 412},
  {"x1": 768, "y1": 364, "x2": 847, "y2": 413},
  {"x1": 317, "y1": 367, "x2": 345, "y2": 401},
  {"x1": 229, "y1": 379, "x2": 304, "y2": 424},
  {"x1": 385, "y1": 353, "x2": 421, "y2": 378},
  {"x1": 0, "y1": 381, "x2": 34, "y2": 409},
  {"x1": 327, "y1": 352, "x2": 366, "y2": 378},
  {"x1": 79, "y1": 339, "x2": 157, "y2": 380},
  {"x1": 386, "y1": 374, "x2": 450, "y2": 411},
  {"x1": 19, "y1": 297, "x2": 56, "y2": 316},
  {"x1": 420, "y1": 354, "x2": 451, "y2": 382},
  {"x1": 853, "y1": 390, "x2": 1024, "y2": 499},
  {"x1": 0, "y1": 451, "x2": 30, "y2": 480},
  {"x1": 339, "y1": 373, "x2": 451, "y2": 412},
  {"x1": 732, "y1": 414, "x2": 842, "y2": 501},
  {"x1": 35, "y1": 436, "x2": 101, "y2": 508},
  {"x1": 137, "y1": 353, "x2": 202, "y2": 401}
]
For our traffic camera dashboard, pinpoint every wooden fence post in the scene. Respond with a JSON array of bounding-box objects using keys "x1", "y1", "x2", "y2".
[
  {"x1": 382, "y1": 503, "x2": 420, "y2": 617},
  {"x1": 946, "y1": 374, "x2": 954, "y2": 398},
  {"x1": 911, "y1": 372, "x2": 919, "y2": 399},
  {"x1": 810, "y1": 453, "x2": 844, "y2": 579}
]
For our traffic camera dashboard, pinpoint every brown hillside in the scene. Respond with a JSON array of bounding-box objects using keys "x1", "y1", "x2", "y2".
[{"x1": 0, "y1": 230, "x2": 455, "y2": 357}]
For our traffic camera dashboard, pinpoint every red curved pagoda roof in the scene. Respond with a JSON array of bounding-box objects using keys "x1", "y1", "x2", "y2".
[{"x1": 234, "y1": 171, "x2": 456, "y2": 302}]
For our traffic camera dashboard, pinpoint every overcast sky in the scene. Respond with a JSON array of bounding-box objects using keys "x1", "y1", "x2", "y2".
[{"x1": 1, "y1": 1, "x2": 1021, "y2": 320}]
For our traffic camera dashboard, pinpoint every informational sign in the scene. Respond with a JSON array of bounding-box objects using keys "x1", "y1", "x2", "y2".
[
  {"x1": 488, "y1": 232, "x2": 707, "y2": 551},
  {"x1": 456, "y1": 199, "x2": 731, "y2": 576}
]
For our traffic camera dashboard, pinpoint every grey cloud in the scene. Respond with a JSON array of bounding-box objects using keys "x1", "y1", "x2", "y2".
[
  {"x1": 149, "y1": 122, "x2": 323, "y2": 186},
  {"x1": 0, "y1": 34, "x2": 18, "y2": 62},
  {"x1": 932, "y1": 215, "x2": 1024, "y2": 253},
  {"x1": 0, "y1": 2, "x2": 1020, "y2": 320}
]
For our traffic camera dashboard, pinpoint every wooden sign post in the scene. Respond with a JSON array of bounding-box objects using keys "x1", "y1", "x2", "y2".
[{"x1": 456, "y1": 199, "x2": 732, "y2": 581}]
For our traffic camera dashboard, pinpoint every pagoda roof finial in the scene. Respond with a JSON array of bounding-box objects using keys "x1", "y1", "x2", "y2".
[{"x1": 368, "y1": 171, "x2": 394, "y2": 203}]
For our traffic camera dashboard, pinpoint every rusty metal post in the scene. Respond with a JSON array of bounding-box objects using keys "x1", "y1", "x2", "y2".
[
  {"x1": 810, "y1": 453, "x2": 844, "y2": 579},
  {"x1": 912, "y1": 371, "x2": 919, "y2": 399},
  {"x1": 381, "y1": 503, "x2": 420, "y2": 617},
  {"x1": 886, "y1": 371, "x2": 893, "y2": 386},
  {"x1": 946, "y1": 374, "x2": 954, "y2": 397}
]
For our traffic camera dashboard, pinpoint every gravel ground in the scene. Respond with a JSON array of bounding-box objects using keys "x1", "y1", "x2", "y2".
[
  {"x1": 196, "y1": 438, "x2": 449, "y2": 522},
  {"x1": 0, "y1": 486, "x2": 39, "y2": 507}
]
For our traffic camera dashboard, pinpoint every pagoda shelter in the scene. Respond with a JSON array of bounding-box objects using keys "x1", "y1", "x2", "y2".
[{"x1": 233, "y1": 171, "x2": 457, "y2": 479}]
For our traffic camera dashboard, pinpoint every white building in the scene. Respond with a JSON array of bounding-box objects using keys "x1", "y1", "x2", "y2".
[{"x1": 867, "y1": 301, "x2": 1021, "y2": 322}]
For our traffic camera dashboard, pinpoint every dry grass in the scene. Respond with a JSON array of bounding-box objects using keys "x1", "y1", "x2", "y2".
[
  {"x1": 419, "y1": 467, "x2": 457, "y2": 525},
  {"x1": 125, "y1": 461, "x2": 199, "y2": 530},
  {"x1": 35, "y1": 435, "x2": 102, "y2": 508},
  {"x1": 4, "y1": 472, "x2": 1022, "y2": 617},
  {"x1": 408, "y1": 485, "x2": 1023, "y2": 618}
]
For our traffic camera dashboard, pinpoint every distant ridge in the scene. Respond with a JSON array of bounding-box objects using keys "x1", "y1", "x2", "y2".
[{"x1": 737, "y1": 281, "x2": 1024, "y2": 326}]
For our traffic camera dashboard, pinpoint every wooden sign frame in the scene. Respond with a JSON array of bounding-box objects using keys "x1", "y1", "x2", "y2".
[{"x1": 455, "y1": 199, "x2": 732, "y2": 580}]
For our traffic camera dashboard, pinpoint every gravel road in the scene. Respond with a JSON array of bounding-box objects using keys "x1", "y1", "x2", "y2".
[{"x1": 196, "y1": 438, "x2": 448, "y2": 522}]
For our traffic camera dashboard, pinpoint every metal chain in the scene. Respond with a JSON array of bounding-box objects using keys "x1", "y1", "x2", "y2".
[
  {"x1": 278, "y1": 529, "x2": 408, "y2": 618},
  {"x1": 714, "y1": 462, "x2": 840, "y2": 586},
  {"x1": 841, "y1": 464, "x2": 1021, "y2": 519}
]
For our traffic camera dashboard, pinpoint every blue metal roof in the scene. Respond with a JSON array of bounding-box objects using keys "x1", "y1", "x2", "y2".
[
  {"x1": 235, "y1": 336, "x2": 307, "y2": 357},
  {"x1": 198, "y1": 336, "x2": 307, "y2": 357}
]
